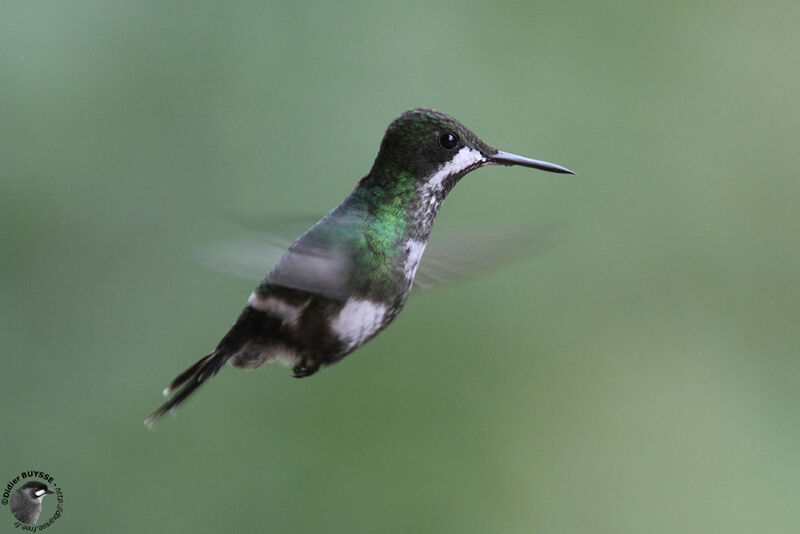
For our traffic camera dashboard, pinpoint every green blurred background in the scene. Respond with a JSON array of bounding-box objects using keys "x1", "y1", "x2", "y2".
[{"x1": 2, "y1": 1, "x2": 799, "y2": 532}]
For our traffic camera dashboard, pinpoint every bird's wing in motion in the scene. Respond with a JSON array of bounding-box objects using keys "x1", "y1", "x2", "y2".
[
  {"x1": 411, "y1": 222, "x2": 563, "y2": 290},
  {"x1": 197, "y1": 213, "x2": 565, "y2": 292},
  {"x1": 195, "y1": 237, "x2": 286, "y2": 281}
]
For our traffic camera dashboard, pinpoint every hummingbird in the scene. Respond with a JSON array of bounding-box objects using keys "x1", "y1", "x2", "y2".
[{"x1": 146, "y1": 108, "x2": 574, "y2": 425}]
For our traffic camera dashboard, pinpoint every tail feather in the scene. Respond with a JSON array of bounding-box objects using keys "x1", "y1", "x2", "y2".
[
  {"x1": 145, "y1": 350, "x2": 230, "y2": 427},
  {"x1": 162, "y1": 352, "x2": 216, "y2": 397}
]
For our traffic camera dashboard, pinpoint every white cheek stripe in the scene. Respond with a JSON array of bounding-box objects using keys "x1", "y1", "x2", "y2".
[{"x1": 425, "y1": 147, "x2": 485, "y2": 192}]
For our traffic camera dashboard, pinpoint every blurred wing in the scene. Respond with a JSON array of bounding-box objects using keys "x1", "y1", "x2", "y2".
[
  {"x1": 263, "y1": 211, "x2": 362, "y2": 301},
  {"x1": 412, "y1": 222, "x2": 566, "y2": 290},
  {"x1": 196, "y1": 212, "x2": 361, "y2": 301},
  {"x1": 194, "y1": 213, "x2": 323, "y2": 280},
  {"x1": 197, "y1": 213, "x2": 565, "y2": 293},
  {"x1": 195, "y1": 237, "x2": 287, "y2": 280}
]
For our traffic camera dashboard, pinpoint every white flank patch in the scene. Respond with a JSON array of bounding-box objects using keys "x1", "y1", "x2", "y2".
[
  {"x1": 330, "y1": 298, "x2": 388, "y2": 350},
  {"x1": 247, "y1": 292, "x2": 307, "y2": 326},
  {"x1": 425, "y1": 147, "x2": 485, "y2": 193},
  {"x1": 271, "y1": 345, "x2": 302, "y2": 367},
  {"x1": 403, "y1": 239, "x2": 427, "y2": 280}
]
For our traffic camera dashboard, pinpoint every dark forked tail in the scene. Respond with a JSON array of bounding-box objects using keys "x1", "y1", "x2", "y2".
[{"x1": 144, "y1": 350, "x2": 231, "y2": 427}]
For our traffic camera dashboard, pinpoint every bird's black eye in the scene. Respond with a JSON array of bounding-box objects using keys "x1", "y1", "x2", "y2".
[{"x1": 438, "y1": 132, "x2": 459, "y2": 150}]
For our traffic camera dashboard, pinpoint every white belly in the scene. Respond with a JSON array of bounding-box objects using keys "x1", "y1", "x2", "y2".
[{"x1": 329, "y1": 298, "x2": 388, "y2": 351}]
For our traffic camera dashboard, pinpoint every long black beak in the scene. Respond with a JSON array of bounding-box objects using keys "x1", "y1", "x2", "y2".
[{"x1": 490, "y1": 150, "x2": 575, "y2": 175}]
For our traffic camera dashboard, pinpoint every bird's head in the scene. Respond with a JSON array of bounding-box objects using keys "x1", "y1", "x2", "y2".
[
  {"x1": 18, "y1": 481, "x2": 55, "y2": 501},
  {"x1": 370, "y1": 107, "x2": 574, "y2": 195}
]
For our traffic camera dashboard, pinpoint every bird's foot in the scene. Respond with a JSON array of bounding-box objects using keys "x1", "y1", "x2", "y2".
[{"x1": 292, "y1": 359, "x2": 320, "y2": 378}]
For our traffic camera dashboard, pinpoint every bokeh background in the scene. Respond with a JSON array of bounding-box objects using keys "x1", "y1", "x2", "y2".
[{"x1": 2, "y1": 2, "x2": 799, "y2": 532}]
